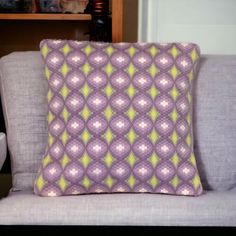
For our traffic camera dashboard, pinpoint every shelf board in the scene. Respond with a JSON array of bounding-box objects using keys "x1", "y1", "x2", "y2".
[{"x1": 0, "y1": 13, "x2": 92, "y2": 20}]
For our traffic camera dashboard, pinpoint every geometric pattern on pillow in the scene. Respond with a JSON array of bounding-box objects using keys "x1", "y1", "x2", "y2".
[{"x1": 34, "y1": 40, "x2": 203, "y2": 196}]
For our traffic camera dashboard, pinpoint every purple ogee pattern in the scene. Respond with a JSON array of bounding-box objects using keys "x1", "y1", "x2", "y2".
[{"x1": 34, "y1": 40, "x2": 203, "y2": 197}]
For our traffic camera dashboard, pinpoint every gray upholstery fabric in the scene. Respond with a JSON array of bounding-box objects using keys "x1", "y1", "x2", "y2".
[
  {"x1": 0, "y1": 52, "x2": 48, "y2": 190},
  {"x1": 0, "y1": 190, "x2": 235, "y2": 226},
  {"x1": 0, "y1": 133, "x2": 6, "y2": 170},
  {"x1": 193, "y1": 55, "x2": 236, "y2": 190},
  {"x1": 0, "y1": 52, "x2": 236, "y2": 192}
]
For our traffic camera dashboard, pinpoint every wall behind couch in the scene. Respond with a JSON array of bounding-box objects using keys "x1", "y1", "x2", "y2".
[{"x1": 139, "y1": 0, "x2": 236, "y2": 55}]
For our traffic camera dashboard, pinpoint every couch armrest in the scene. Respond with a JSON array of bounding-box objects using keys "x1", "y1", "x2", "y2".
[{"x1": 0, "y1": 133, "x2": 6, "y2": 171}]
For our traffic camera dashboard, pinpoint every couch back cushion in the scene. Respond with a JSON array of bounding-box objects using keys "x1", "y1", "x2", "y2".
[{"x1": 0, "y1": 52, "x2": 236, "y2": 191}]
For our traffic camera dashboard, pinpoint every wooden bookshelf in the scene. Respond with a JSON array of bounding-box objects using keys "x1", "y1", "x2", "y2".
[{"x1": 0, "y1": 13, "x2": 92, "y2": 21}]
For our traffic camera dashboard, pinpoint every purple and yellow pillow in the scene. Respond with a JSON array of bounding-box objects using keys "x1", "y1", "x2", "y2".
[{"x1": 34, "y1": 40, "x2": 202, "y2": 197}]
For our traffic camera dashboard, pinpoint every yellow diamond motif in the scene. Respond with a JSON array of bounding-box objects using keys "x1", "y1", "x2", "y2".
[
  {"x1": 169, "y1": 65, "x2": 179, "y2": 79},
  {"x1": 80, "y1": 105, "x2": 91, "y2": 121},
  {"x1": 170, "y1": 108, "x2": 178, "y2": 123},
  {"x1": 48, "y1": 111, "x2": 54, "y2": 123},
  {"x1": 62, "y1": 44, "x2": 71, "y2": 56},
  {"x1": 188, "y1": 71, "x2": 194, "y2": 81},
  {"x1": 61, "y1": 63, "x2": 70, "y2": 77},
  {"x1": 186, "y1": 134, "x2": 191, "y2": 147},
  {"x1": 104, "y1": 175, "x2": 114, "y2": 188},
  {"x1": 189, "y1": 153, "x2": 197, "y2": 166},
  {"x1": 81, "y1": 128, "x2": 90, "y2": 144},
  {"x1": 41, "y1": 44, "x2": 50, "y2": 58},
  {"x1": 171, "y1": 175, "x2": 180, "y2": 188},
  {"x1": 81, "y1": 82, "x2": 91, "y2": 98},
  {"x1": 127, "y1": 175, "x2": 136, "y2": 188},
  {"x1": 82, "y1": 176, "x2": 91, "y2": 189},
  {"x1": 104, "y1": 63, "x2": 114, "y2": 77},
  {"x1": 149, "y1": 128, "x2": 159, "y2": 144},
  {"x1": 127, "y1": 128, "x2": 136, "y2": 144},
  {"x1": 45, "y1": 67, "x2": 51, "y2": 80},
  {"x1": 149, "y1": 106, "x2": 158, "y2": 122},
  {"x1": 149, "y1": 152, "x2": 159, "y2": 167},
  {"x1": 127, "y1": 46, "x2": 136, "y2": 57},
  {"x1": 58, "y1": 176, "x2": 68, "y2": 191},
  {"x1": 104, "y1": 83, "x2": 113, "y2": 98},
  {"x1": 149, "y1": 85, "x2": 158, "y2": 100},
  {"x1": 104, "y1": 151, "x2": 113, "y2": 168},
  {"x1": 82, "y1": 63, "x2": 92, "y2": 76},
  {"x1": 187, "y1": 113, "x2": 191, "y2": 125},
  {"x1": 80, "y1": 152, "x2": 91, "y2": 168},
  {"x1": 169, "y1": 46, "x2": 179, "y2": 59},
  {"x1": 104, "y1": 106, "x2": 114, "y2": 121},
  {"x1": 105, "y1": 46, "x2": 115, "y2": 56},
  {"x1": 187, "y1": 92, "x2": 192, "y2": 103},
  {"x1": 192, "y1": 174, "x2": 201, "y2": 189},
  {"x1": 104, "y1": 128, "x2": 113, "y2": 144},
  {"x1": 149, "y1": 175, "x2": 159, "y2": 188},
  {"x1": 171, "y1": 153, "x2": 180, "y2": 168},
  {"x1": 126, "y1": 151, "x2": 136, "y2": 168},
  {"x1": 48, "y1": 133, "x2": 54, "y2": 146},
  {"x1": 190, "y1": 48, "x2": 199, "y2": 62},
  {"x1": 61, "y1": 130, "x2": 69, "y2": 145},
  {"x1": 149, "y1": 64, "x2": 158, "y2": 78},
  {"x1": 149, "y1": 46, "x2": 158, "y2": 57},
  {"x1": 61, "y1": 107, "x2": 69, "y2": 123},
  {"x1": 36, "y1": 175, "x2": 45, "y2": 191},
  {"x1": 84, "y1": 44, "x2": 93, "y2": 56},
  {"x1": 127, "y1": 84, "x2": 136, "y2": 98},
  {"x1": 60, "y1": 154, "x2": 70, "y2": 168},
  {"x1": 170, "y1": 86, "x2": 179, "y2": 101},
  {"x1": 127, "y1": 63, "x2": 136, "y2": 78},
  {"x1": 171, "y1": 130, "x2": 179, "y2": 145},
  {"x1": 126, "y1": 106, "x2": 136, "y2": 121},
  {"x1": 47, "y1": 89, "x2": 53, "y2": 102},
  {"x1": 60, "y1": 84, "x2": 70, "y2": 99},
  {"x1": 43, "y1": 154, "x2": 52, "y2": 168}
]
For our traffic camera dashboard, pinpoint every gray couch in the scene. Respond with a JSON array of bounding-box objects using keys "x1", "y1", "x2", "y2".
[{"x1": 0, "y1": 52, "x2": 235, "y2": 226}]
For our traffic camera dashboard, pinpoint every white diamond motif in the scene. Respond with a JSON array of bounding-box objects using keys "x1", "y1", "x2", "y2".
[
  {"x1": 138, "y1": 99, "x2": 147, "y2": 106},
  {"x1": 116, "y1": 98, "x2": 124, "y2": 106},
  {"x1": 72, "y1": 56, "x2": 81, "y2": 62},
  {"x1": 138, "y1": 167, "x2": 147, "y2": 175},
  {"x1": 116, "y1": 121, "x2": 125, "y2": 128},
  {"x1": 161, "y1": 145, "x2": 169, "y2": 153},
  {"x1": 71, "y1": 99, "x2": 79, "y2": 106},
  {"x1": 139, "y1": 144, "x2": 147, "y2": 152},
  {"x1": 161, "y1": 122, "x2": 168, "y2": 130},
  {"x1": 49, "y1": 168, "x2": 57, "y2": 175},
  {"x1": 116, "y1": 144, "x2": 125, "y2": 152},
  {"x1": 93, "y1": 168, "x2": 102, "y2": 175},
  {"x1": 182, "y1": 167, "x2": 190, "y2": 174},
  {"x1": 182, "y1": 189, "x2": 190, "y2": 195},
  {"x1": 93, "y1": 145, "x2": 102, "y2": 152},
  {"x1": 53, "y1": 124, "x2": 61, "y2": 131},
  {"x1": 161, "y1": 167, "x2": 169, "y2": 175},
  {"x1": 116, "y1": 167, "x2": 125, "y2": 175},
  {"x1": 160, "y1": 100, "x2": 169, "y2": 108},
  {"x1": 160, "y1": 57, "x2": 168, "y2": 65},
  {"x1": 71, "y1": 145, "x2": 79, "y2": 153},
  {"x1": 181, "y1": 60, "x2": 188, "y2": 68},
  {"x1": 93, "y1": 98, "x2": 102, "y2": 105},
  {"x1": 93, "y1": 121, "x2": 102, "y2": 129},
  {"x1": 48, "y1": 191, "x2": 57, "y2": 197},
  {"x1": 138, "y1": 57, "x2": 146, "y2": 64},
  {"x1": 51, "y1": 57, "x2": 59, "y2": 64},
  {"x1": 94, "y1": 56, "x2": 103, "y2": 62},
  {"x1": 116, "y1": 56, "x2": 125, "y2": 63},
  {"x1": 70, "y1": 168, "x2": 78, "y2": 176},
  {"x1": 72, "y1": 76, "x2": 79, "y2": 84},
  {"x1": 71, "y1": 122, "x2": 79, "y2": 129},
  {"x1": 117, "y1": 77, "x2": 125, "y2": 84},
  {"x1": 139, "y1": 121, "x2": 147, "y2": 129}
]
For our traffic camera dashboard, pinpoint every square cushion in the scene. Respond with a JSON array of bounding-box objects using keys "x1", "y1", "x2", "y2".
[{"x1": 34, "y1": 40, "x2": 202, "y2": 197}]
